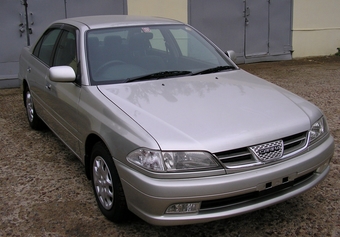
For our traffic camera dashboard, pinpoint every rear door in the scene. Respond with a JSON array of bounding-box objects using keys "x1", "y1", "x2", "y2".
[{"x1": 28, "y1": 27, "x2": 62, "y2": 121}]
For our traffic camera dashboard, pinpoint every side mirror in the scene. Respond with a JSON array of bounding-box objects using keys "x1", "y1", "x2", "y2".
[
  {"x1": 225, "y1": 50, "x2": 237, "y2": 63},
  {"x1": 49, "y1": 66, "x2": 76, "y2": 82}
]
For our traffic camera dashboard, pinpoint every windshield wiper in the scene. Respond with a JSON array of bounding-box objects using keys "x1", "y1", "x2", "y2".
[
  {"x1": 192, "y1": 65, "x2": 236, "y2": 75},
  {"x1": 126, "y1": 71, "x2": 192, "y2": 83}
]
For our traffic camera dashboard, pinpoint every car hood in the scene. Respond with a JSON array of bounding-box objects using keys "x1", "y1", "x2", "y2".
[{"x1": 98, "y1": 70, "x2": 319, "y2": 152}]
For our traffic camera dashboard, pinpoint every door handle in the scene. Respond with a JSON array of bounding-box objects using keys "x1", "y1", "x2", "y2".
[
  {"x1": 27, "y1": 67, "x2": 31, "y2": 72},
  {"x1": 46, "y1": 84, "x2": 52, "y2": 90}
]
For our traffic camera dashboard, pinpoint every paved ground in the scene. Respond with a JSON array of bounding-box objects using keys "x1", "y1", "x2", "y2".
[{"x1": 1, "y1": 56, "x2": 339, "y2": 237}]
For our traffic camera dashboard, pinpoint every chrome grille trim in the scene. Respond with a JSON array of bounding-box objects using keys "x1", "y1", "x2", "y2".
[
  {"x1": 282, "y1": 132, "x2": 308, "y2": 155},
  {"x1": 215, "y1": 132, "x2": 308, "y2": 170}
]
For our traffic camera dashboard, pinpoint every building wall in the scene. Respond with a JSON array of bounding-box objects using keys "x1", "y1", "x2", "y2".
[
  {"x1": 292, "y1": 0, "x2": 340, "y2": 57},
  {"x1": 2, "y1": 0, "x2": 339, "y2": 88},
  {"x1": 0, "y1": 0, "x2": 127, "y2": 88},
  {"x1": 187, "y1": 0, "x2": 293, "y2": 64},
  {"x1": 127, "y1": 0, "x2": 187, "y2": 23},
  {"x1": 126, "y1": 0, "x2": 340, "y2": 59}
]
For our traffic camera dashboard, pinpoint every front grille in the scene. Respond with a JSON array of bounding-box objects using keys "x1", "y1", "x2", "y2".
[
  {"x1": 282, "y1": 132, "x2": 308, "y2": 155},
  {"x1": 200, "y1": 171, "x2": 314, "y2": 212},
  {"x1": 215, "y1": 132, "x2": 308, "y2": 169}
]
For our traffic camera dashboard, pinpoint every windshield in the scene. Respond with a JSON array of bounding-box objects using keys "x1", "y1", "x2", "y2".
[{"x1": 86, "y1": 24, "x2": 234, "y2": 85}]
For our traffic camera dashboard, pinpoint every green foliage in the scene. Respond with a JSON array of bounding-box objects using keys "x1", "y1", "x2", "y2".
[{"x1": 336, "y1": 48, "x2": 340, "y2": 56}]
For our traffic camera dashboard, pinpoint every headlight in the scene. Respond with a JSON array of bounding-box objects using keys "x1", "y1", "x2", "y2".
[
  {"x1": 162, "y1": 151, "x2": 220, "y2": 171},
  {"x1": 308, "y1": 117, "x2": 328, "y2": 144},
  {"x1": 127, "y1": 149, "x2": 220, "y2": 172},
  {"x1": 127, "y1": 149, "x2": 165, "y2": 172}
]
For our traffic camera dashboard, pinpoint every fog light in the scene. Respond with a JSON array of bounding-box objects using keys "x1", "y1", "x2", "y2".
[
  {"x1": 316, "y1": 160, "x2": 330, "y2": 173},
  {"x1": 166, "y1": 203, "x2": 200, "y2": 214}
]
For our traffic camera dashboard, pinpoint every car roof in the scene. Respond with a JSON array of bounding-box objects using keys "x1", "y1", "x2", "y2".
[{"x1": 54, "y1": 15, "x2": 183, "y2": 29}]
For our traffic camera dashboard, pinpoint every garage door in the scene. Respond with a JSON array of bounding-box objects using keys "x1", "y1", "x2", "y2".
[
  {"x1": 188, "y1": 0, "x2": 292, "y2": 63},
  {"x1": 0, "y1": 0, "x2": 127, "y2": 87}
]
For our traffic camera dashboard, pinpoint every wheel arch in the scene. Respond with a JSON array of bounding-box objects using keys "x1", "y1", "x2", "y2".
[
  {"x1": 22, "y1": 79, "x2": 29, "y2": 107},
  {"x1": 84, "y1": 133, "x2": 105, "y2": 180}
]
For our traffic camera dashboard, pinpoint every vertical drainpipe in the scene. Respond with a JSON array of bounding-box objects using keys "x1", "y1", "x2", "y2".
[
  {"x1": 64, "y1": 0, "x2": 68, "y2": 18},
  {"x1": 23, "y1": 0, "x2": 30, "y2": 46}
]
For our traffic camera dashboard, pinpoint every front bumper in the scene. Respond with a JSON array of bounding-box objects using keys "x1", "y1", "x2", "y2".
[{"x1": 117, "y1": 135, "x2": 334, "y2": 226}]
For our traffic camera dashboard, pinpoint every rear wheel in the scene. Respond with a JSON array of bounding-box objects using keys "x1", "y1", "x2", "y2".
[
  {"x1": 91, "y1": 142, "x2": 128, "y2": 222},
  {"x1": 24, "y1": 88, "x2": 44, "y2": 130}
]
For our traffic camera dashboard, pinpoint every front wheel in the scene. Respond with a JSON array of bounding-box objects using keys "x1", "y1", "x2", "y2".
[
  {"x1": 24, "y1": 88, "x2": 44, "y2": 130},
  {"x1": 91, "y1": 142, "x2": 128, "y2": 222}
]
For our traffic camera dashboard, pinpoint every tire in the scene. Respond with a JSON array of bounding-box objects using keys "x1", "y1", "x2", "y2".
[
  {"x1": 91, "y1": 141, "x2": 128, "y2": 222},
  {"x1": 24, "y1": 88, "x2": 44, "y2": 130}
]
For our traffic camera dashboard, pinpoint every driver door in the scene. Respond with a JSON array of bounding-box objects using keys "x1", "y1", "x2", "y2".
[{"x1": 45, "y1": 26, "x2": 82, "y2": 156}]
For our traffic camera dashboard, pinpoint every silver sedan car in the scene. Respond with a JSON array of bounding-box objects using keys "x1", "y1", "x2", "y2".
[{"x1": 18, "y1": 15, "x2": 334, "y2": 226}]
